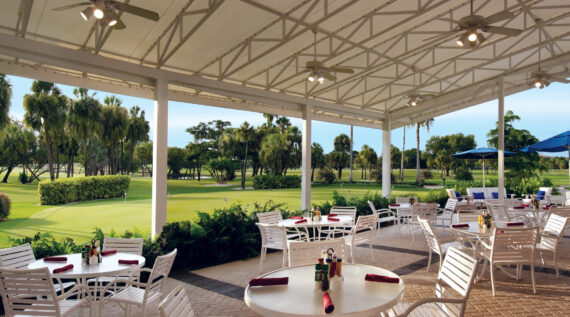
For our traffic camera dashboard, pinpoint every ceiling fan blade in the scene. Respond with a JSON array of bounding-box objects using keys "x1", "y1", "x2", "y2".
[
  {"x1": 52, "y1": 2, "x2": 92, "y2": 11},
  {"x1": 328, "y1": 66, "x2": 354, "y2": 74},
  {"x1": 113, "y1": 19, "x2": 126, "y2": 30},
  {"x1": 422, "y1": 29, "x2": 460, "y2": 42},
  {"x1": 437, "y1": 17, "x2": 462, "y2": 25},
  {"x1": 114, "y1": 2, "x2": 159, "y2": 21},
  {"x1": 322, "y1": 72, "x2": 336, "y2": 81},
  {"x1": 550, "y1": 77, "x2": 570, "y2": 84},
  {"x1": 483, "y1": 11, "x2": 514, "y2": 24},
  {"x1": 484, "y1": 26, "x2": 522, "y2": 37}
]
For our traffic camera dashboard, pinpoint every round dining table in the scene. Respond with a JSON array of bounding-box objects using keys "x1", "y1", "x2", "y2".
[
  {"x1": 244, "y1": 263, "x2": 405, "y2": 317},
  {"x1": 279, "y1": 215, "x2": 353, "y2": 241}
]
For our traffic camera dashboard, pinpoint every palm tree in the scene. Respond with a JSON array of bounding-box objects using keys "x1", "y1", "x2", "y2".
[
  {"x1": 69, "y1": 88, "x2": 102, "y2": 176},
  {"x1": 125, "y1": 106, "x2": 150, "y2": 174},
  {"x1": 0, "y1": 74, "x2": 12, "y2": 128},
  {"x1": 275, "y1": 116, "x2": 291, "y2": 133},
  {"x1": 262, "y1": 113, "x2": 275, "y2": 127},
  {"x1": 101, "y1": 96, "x2": 128, "y2": 174},
  {"x1": 237, "y1": 122, "x2": 255, "y2": 189},
  {"x1": 23, "y1": 81, "x2": 68, "y2": 181},
  {"x1": 311, "y1": 142, "x2": 325, "y2": 181},
  {"x1": 415, "y1": 118, "x2": 434, "y2": 186}
]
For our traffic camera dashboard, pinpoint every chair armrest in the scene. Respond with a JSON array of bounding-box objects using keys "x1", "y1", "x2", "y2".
[
  {"x1": 57, "y1": 283, "x2": 92, "y2": 302},
  {"x1": 99, "y1": 278, "x2": 148, "y2": 301},
  {"x1": 378, "y1": 210, "x2": 396, "y2": 217},
  {"x1": 397, "y1": 297, "x2": 466, "y2": 317}
]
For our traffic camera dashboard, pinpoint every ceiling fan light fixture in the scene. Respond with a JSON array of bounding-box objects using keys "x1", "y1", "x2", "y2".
[
  {"x1": 106, "y1": 10, "x2": 117, "y2": 26},
  {"x1": 80, "y1": 7, "x2": 93, "y2": 21},
  {"x1": 93, "y1": 0, "x2": 105, "y2": 19},
  {"x1": 456, "y1": 33, "x2": 468, "y2": 47},
  {"x1": 307, "y1": 74, "x2": 315, "y2": 82},
  {"x1": 468, "y1": 29, "x2": 478, "y2": 42},
  {"x1": 317, "y1": 75, "x2": 325, "y2": 84},
  {"x1": 408, "y1": 98, "x2": 418, "y2": 107}
]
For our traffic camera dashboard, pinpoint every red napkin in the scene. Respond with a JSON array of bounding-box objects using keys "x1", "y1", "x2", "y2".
[
  {"x1": 542, "y1": 206, "x2": 550, "y2": 210},
  {"x1": 249, "y1": 277, "x2": 289, "y2": 287},
  {"x1": 290, "y1": 216, "x2": 303, "y2": 219},
  {"x1": 118, "y1": 259, "x2": 139, "y2": 265},
  {"x1": 452, "y1": 223, "x2": 469, "y2": 228},
  {"x1": 513, "y1": 206, "x2": 525, "y2": 209},
  {"x1": 365, "y1": 274, "x2": 400, "y2": 283},
  {"x1": 506, "y1": 222, "x2": 524, "y2": 227},
  {"x1": 53, "y1": 264, "x2": 73, "y2": 274},
  {"x1": 43, "y1": 256, "x2": 67, "y2": 262},
  {"x1": 328, "y1": 213, "x2": 337, "y2": 217},
  {"x1": 389, "y1": 204, "x2": 400, "y2": 207},
  {"x1": 327, "y1": 217, "x2": 340, "y2": 222},
  {"x1": 521, "y1": 204, "x2": 528, "y2": 207},
  {"x1": 322, "y1": 292, "x2": 335, "y2": 314},
  {"x1": 101, "y1": 250, "x2": 117, "y2": 256},
  {"x1": 295, "y1": 219, "x2": 307, "y2": 224}
]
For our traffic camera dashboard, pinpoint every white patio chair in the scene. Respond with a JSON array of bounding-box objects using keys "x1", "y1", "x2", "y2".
[
  {"x1": 486, "y1": 202, "x2": 527, "y2": 223},
  {"x1": 436, "y1": 199, "x2": 457, "y2": 227},
  {"x1": 382, "y1": 247, "x2": 478, "y2": 317},
  {"x1": 396, "y1": 197, "x2": 417, "y2": 204},
  {"x1": 287, "y1": 239, "x2": 346, "y2": 267},
  {"x1": 368, "y1": 200, "x2": 397, "y2": 230},
  {"x1": 256, "y1": 223, "x2": 288, "y2": 272},
  {"x1": 480, "y1": 227, "x2": 539, "y2": 296},
  {"x1": 408, "y1": 203, "x2": 438, "y2": 239},
  {"x1": 99, "y1": 249, "x2": 178, "y2": 317},
  {"x1": 536, "y1": 213, "x2": 568, "y2": 278},
  {"x1": 344, "y1": 213, "x2": 378, "y2": 263},
  {"x1": 0, "y1": 243, "x2": 75, "y2": 294},
  {"x1": 257, "y1": 210, "x2": 308, "y2": 241},
  {"x1": 546, "y1": 206, "x2": 570, "y2": 232},
  {"x1": 320, "y1": 206, "x2": 357, "y2": 239},
  {"x1": 159, "y1": 285, "x2": 195, "y2": 317},
  {"x1": 0, "y1": 267, "x2": 92, "y2": 317},
  {"x1": 418, "y1": 217, "x2": 468, "y2": 273}
]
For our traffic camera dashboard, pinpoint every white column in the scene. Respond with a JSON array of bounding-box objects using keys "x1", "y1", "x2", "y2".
[
  {"x1": 498, "y1": 76, "x2": 505, "y2": 205},
  {"x1": 301, "y1": 104, "x2": 312, "y2": 210},
  {"x1": 382, "y1": 117, "x2": 392, "y2": 198},
  {"x1": 152, "y1": 78, "x2": 168, "y2": 238}
]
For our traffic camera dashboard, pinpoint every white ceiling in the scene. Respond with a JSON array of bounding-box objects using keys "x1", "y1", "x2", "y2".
[{"x1": 1, "y1": 0, "x2": 569, "y2": 129}]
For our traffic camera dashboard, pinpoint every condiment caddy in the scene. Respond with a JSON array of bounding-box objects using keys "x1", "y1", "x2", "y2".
[
  {"x1": 314, "y1": 248, "x2": 343, "y2": 291},
  {"x1": 82, "y1": 239, "x2": 102, "y2": 265}
]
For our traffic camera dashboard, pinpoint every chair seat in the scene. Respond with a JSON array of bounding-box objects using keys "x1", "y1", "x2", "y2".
[
  {"x1": 385, "y1": 301, "x2": 457, "y2": 317},
  {"x1": 15, "y1": 299, "x2": 84, "y2": 317},
  {"x1": 440, "y1": 241, "x2": 466, "y2": 255},
  {"x1": 379, "y1": 216, "x2": 397, "y2": 223},
  {"x1": 106, "y1": 286, "x2": 160, "y2": 306}
]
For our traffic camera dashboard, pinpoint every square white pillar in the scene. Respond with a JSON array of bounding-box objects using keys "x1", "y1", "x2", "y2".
[
  {"x1": 301, "y1": 105, "x2": 312, "y2": 210},
  {"x1": 382, "y1": 118, "x2": 392, "y2": 198},
  {"x1": 498, "y1": 76, "x2": 505, "y2": 205},
  {"x1": 152, "y1": 78, "x2": 168, "y2": 238}
]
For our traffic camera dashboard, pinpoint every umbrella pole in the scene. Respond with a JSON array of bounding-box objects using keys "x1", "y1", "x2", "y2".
[{"x1": 482, "y1": 158, "x2": 485, "y2": 189}]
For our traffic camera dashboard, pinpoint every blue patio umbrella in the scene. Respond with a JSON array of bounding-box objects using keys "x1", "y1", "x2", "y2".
[
  {"x1": 521, "y1": 130, "x2": 570, "y2": 181},
  {"x1": 452, "y1": 147, "x2": 515, "y2": 188}
]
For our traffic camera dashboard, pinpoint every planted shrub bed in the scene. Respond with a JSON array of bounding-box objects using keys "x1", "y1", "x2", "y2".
[
  {"x1": 38, "y1": 175, "x2": 130, "y2": 205},
  {"x1": 252, "y1": 175, "x2": 301, "y2": 189}
]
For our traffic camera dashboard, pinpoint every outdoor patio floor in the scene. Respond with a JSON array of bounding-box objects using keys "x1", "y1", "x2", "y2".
[{"x1": 67, "y1": 224, "x2": 570, "y2": 316}]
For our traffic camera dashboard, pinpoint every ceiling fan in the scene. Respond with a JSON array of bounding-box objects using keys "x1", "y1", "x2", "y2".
[
  {"x1": 305, "y1": 28, "x2": 354, "y2": 83},
  {"x1": 529, "y1": 20, "x2": 569, "y2": 89},
  {"x1": 406, "y1": 71, "x2": 436, "y2": 107},
  {"x1": 425, "y1": 0, "x2": 522, "y2": 47},
  {"x1": 53, "y1": 0, "x2": 159, "y2": 30}
]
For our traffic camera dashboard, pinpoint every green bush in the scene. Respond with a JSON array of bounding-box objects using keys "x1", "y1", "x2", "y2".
[
  {"x1": 421, "y1": 170, "x2": 433, "y2": 180},
  {"x1": 317, "y1": 167, "x2": 336, "y2": 184},
  {"x1": 369, "y1": 169, "x2": 396, "y2": 183},
  {"x1": 315, "y1": 191, "x2": 392, "y2": 218},
  {"x1": 38, "y1": 175, "x2": 130, "y2": 205},
  {"x1": 0, "y1": 192, "x2": 11, "y2": 220},
  {"x1": 252, "y1": 175, "x2": 301, "y2": 189},
  {"x1": 454, "y1": 168, "x2": 473, "y2": 182},
  {"x1": 205, "y1": 158, "x2": 238, "y2": 183},
  {"x1": 18, "y1": 172, "x2": 29, "y2": 184},
  {"x1": 541, "y1": 178, "x2": 553, "y2": 187}
]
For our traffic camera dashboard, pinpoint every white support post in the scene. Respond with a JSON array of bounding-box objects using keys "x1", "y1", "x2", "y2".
[
  {"x1": 152, "y1": 78, "x2": 168, "y2": 238},
  {"x1": 301, "y1": 104, "x2": 312, "y2": 210},
  {"x1": 498, "y1": 76, "x2": 505, "y2": 205},
  {"x1": 382, "y1": 117, "x2": 392, "y2": 198}
]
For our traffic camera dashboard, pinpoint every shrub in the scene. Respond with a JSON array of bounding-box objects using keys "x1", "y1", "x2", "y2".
[
  {"x1": 205, "y1": 158, "x2": 238, "y2": 183},
  {"x1": 18, "y1": 172, "x2": 29, "y2": 184},
  {"x1": 0, "y1": 192, "x2": 10, "y2": 220},
  {"x1": 317, "y1": 167, "x2": 336, "y2": 184},
  {"x1": 369, "y1": 169, "x2": 396, "y2": 184},
  {"x1": 541, "y1": 178, "x2": 553, "y2": 187},
  {"x1": 252, "y1": 175, "x2": 301, "y2": 189},
  {"x1": 421, "y1": 170, "x2": 433, "y2": 180},
  {"x1": 315, "y1": 191, "x2": 392, "y2": 218},
  {"x1": 454, "y1": 168, "x2": 473, "y2": 182},
  {"x1": 38, "y1": 175, "x2": 130, "y2": 205}
]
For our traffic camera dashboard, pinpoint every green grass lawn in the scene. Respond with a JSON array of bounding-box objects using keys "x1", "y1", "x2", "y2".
[{"x1": 0, "y1": 167, "x2": 567, "y2": 248}]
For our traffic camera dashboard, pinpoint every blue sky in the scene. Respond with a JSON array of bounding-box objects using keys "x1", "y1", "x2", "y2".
[{"x1": 5, "y1": 75, "x2": 569, "y2": 155}]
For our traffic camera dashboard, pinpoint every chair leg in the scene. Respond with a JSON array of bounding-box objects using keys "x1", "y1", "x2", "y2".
[
  {"x1": 369, "y1": 241, "x2": 373, "y2": 262},
  {"x1": 426, "y1": 250, "x2": 432, "y2": 272},
  {"x1": 282, "y1": 248, "x2": 287, "y2": 268},
  {"x1": 438, "y1": 253, "x2": 443, "y2": 273},
  {"x1": 259, "y1": 247, "x2": 267, "y2": 273},
  {"x1": 531, "y1": 262, "x2": 536, "y2": 294},
  {"x1": 554, "y1": 250, "x2": 559, "y2": 279},
  {"x1": 350, "y1": 244, "x2": 355, "y2": 264},
  {"x1": 490, "y1": 261, "x2": 496, "y2": 296}
]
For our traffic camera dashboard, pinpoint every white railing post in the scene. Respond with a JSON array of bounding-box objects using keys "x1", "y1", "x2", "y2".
[
  {"x1": 152, "y1": 77, "x2": 168, "y2": 238},
  {"x1": 382, "y1": 117, "x2": 392, "y2": 198},
  {"x1": 301, "y1": 104, "x2": 312, "y2": 210}
]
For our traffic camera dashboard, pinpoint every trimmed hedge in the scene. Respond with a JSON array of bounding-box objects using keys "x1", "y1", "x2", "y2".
[
  {"x1": 252, "y1": 175, "x2": 301, "y2": 189},
  {"x1": 39, "y1": 175, "x2": 130, "y2": 205},
  {"x1": 0, "y1": 192, "x2": 10, "y2": 219}
]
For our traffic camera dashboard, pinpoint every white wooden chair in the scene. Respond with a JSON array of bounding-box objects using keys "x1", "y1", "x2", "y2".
[
  {"x1": 368, "y1": 200, "x2": 397, "y2": 230},
  {"x1": 0, "y1": 243, "x2": 75, "y2": 294},
  {"x1": 257, "y1": 210, "x2": 308, "y2": 241},
  {"x1": 287, "y1": 239, "x2": 346, "y2": 267},
  {"x1": 159, "y1": 285, "x2": 195, "y2": 317},
  {"x1": 392, "y1": 197, "x2": 415, "y2": 229},
  {"x1": 480, "y1": 227, "x2": 539, "y2": 296},
  {"x1": 256, "y1": 223, "x2": 287, "y2": 272},
  {"x1": 99, "y1": 249, "x2": 178, "y2": 317},
  {"x1": 546, "y1": 206, "x2": 570, "y2": 234},
  {"x1": 536, "y1": 213, "x2": 568, "y2": 278},
  {"x1": 418, "y1": 217, "x2": 467, "y2": 273},
  {"x1": 436, "y1": 199, "x2": 457, "y2": 227},
  {"x1": 486, "y1": 202, "x2": 527, "y2": 223},
  {"x1": 408, "y1": 203, "x2": 438, "y2": 239},
  {"x1": 344, "y1": 214, "x2": 378, "y2": 263},
  {"x1": 382, "y1": 247, "x2": 478, "y2": 317},
  {"x1": 0, "y1": 267, "x2": 92, "y2": 317},
  {"x1": 321, "y1": 206, "x2": 357, "y2": 239}
]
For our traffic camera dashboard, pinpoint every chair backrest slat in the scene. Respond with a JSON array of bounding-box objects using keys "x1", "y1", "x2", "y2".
[
  {"x1": 491, "y1": 227, "x2": 538, "y2": 261},
  {"x1": 418, "y1": 217, "x2": 441, "y2": 255},
  {"x1": 444, "y1": 199, "x2": 458, "y2": 211},
  {"x1": 0, "y1": 267, "x2": 60, "y2": 316},
  {"x1": 159, "y1": 285, "x2": 195, "y2": 317},
  {"x1": 257, "y1": 211, "x2": 283, "y2": 224},
  {"x1": 103, "y1": 238, "x2": 144, "y2": 255},
  {"x1": 145, "y1": 249, "x2": 177, "y2": 304},
  {"x1": 256, "y1": 223, "x2": 286, "y2": 250},
  {"x1": 0, "y1": 243, "x2": 36, "y2": 269},
  {"x1": 412, "y1": 203, "x2": 438, "y2": 221},
  {"x1": 330, "y1": 207, "x2": 357, "y2": 225},
  {"x1": 288, "y1": 239, "x2": 346, "y2": 267},
  {"x1": 367, "y1": 201, "x2": 377, "y2": 213},
  {"x1": 396, "y1": 197, "x2": 417, "y2": 204},
  {"x1": 354, "y1": 214, "x2": 377, "y2": 232}
]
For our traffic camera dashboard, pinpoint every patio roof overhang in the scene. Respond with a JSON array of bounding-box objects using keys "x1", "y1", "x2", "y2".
[{"x1": 0, "y1": 0, "x2": 569, "y2": 130}]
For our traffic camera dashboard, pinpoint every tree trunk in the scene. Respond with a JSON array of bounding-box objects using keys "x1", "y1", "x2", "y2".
[
  {"x1": 127, "y1": 145, "x2": 134, "y2": 175},
  {"x1": 241, "y1": 142, "x2": 248, "y2": 190},
  {"x1": 55, "y1": 146, "x2": 60, "y2": 179},
  {"x1": 349, "y1": 125, "x2": 353, "y2": 183},
  {"x1": 361, "y1": 167, "x2": 364, "y2": 179},
  {"x1": 45, "y1": 132, "x2": 55, "y2": 181},
  {"x1": 120, "y1": 141, "x2": 124, "y2": 174},
  {"x1": 311, "y1": 168, "x2": 315, "y2": 182},
  {"x1": 1, "y1": 165, "x2": 14, "y2": 183},
  {"x1": 197, "y1": 162, "x2": 201, "y2": 181},
  {"x1": 337, "y1": 168, "x2": 342, "y2": 179},
  {"x1": 400, "y1": 126, "x2": 405, "y2": 181},
  {"x1": 83, "y1": 130, "x2": 88, "y2": 176},
  {"x1": 416, "y1": 123, "x2": 421, "y2": 187}
]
